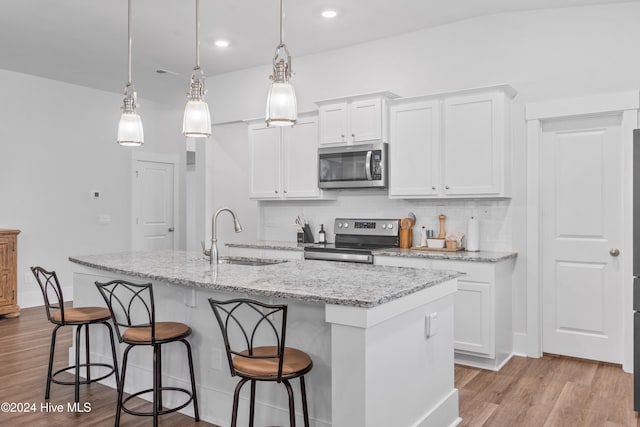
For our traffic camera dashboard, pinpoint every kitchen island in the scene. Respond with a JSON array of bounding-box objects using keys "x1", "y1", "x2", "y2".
[{"x1": 69, "y1": 250, "x2": 462, "y2": 427}]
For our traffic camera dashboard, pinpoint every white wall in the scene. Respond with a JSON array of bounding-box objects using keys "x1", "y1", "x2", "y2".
[
  {"x1": 0, "y1": 69, "x2": 185, "y2": 307},
  {"x1": 202, "y1": 2, "x2": 640, "y2": 345}
]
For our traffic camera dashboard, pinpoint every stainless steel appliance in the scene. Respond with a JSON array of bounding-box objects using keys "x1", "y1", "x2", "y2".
[
  {"x1": 304, "y1": 218, "x2": 399, "y2": 264},
  {"x1": 318, "y1": 143, "x2": 388, "y2": 189},
  {"x1": 633, "y1": 129, "x2": 640, "y2": 411}
]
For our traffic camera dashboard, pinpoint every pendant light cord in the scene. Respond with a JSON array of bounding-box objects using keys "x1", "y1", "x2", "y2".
[
  {"x1": 127, "y1": 0, "x2": 132, "y2": 86},
  {"x1": 195, "y1": 0, "x2": 200, "y2": 69},
  {"x1": 279, "y1": 0, "x2": 284, "y2": 46}
]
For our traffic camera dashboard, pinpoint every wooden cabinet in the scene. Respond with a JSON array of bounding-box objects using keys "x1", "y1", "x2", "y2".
[
  {"x1": 248, "y1": 115, "x2": 332, "y2": 200},
  {"x1": 0, "y1": 229, "x2": 20, "y2": 318},
  {"x1": 316, "y1": 92, "x2": 398, "y2": 146},
  {"x1": 375, "y1": 254, "x2": 514, "y2": 370},
  {"x1": 389, "y1": 85, "x2": 517, "y2": 199}
]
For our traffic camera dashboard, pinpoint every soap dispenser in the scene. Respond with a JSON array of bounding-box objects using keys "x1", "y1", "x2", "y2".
[{"x1": 318, "y1": 224, "x2": 327, "y2": 244}]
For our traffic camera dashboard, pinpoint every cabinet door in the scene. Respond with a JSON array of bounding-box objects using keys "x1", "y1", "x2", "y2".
[
  {"x1": 389, "y1": 100, "x2": 440, "y2": 197},
  {"x1": 0, "y1": 236, "x2": 16, "y2": 307},
  {"x1": 350, "y1": 98, "x2": 382, "y2": 143},
  {"x1": 282, "y1": 116, "x2": 321, "y2": 199},
  {"x1": 442, "y1": 92, "x2": 505, "y2": 196},
  {"x1": 318, "y1": 102, "x2": 348, "y2": 145},
  {"x1": 249, "y1": 123, "x2": 282, "y2": 199},
  {"x1": 454, "y1": 280, "x2": 494, "y2": 357}
]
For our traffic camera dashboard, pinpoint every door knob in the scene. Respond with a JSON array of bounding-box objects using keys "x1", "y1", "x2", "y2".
[{"x1": 609, "y1": 248, "x2": 620, "y2": 257}]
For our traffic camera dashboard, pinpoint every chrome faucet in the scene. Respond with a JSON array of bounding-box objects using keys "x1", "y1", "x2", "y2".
[{"x1": 202, "y1": 207, "x2": 243, "y2": 265}]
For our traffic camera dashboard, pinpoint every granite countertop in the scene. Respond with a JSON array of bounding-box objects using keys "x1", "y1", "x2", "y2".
[
  {"x1": 373, "y1": 248, "x2": 517, "y2": 262},
  {"x1": 226, "y1": 241, "x2": 309, "y2": 251},
  {"x1": 227, "y1": 241, "x2": 517, "y2": 262},
  {"x1": 69, "y1": 250, "x2": 462, "y2": 308}
]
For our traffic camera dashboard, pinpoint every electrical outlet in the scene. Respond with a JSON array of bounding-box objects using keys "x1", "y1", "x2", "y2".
[{"x1": 425, "y1": 312, "x2": 439, "y2": 338}]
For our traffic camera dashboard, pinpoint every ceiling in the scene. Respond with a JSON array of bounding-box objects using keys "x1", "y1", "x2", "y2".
[{"x1": 0, "y1": 0, "x2": 634, "y2": 106}]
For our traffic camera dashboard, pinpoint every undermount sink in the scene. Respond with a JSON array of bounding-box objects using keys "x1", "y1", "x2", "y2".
[{"x1": 217, "y1": 256, "x2": 288, "y2": 266}]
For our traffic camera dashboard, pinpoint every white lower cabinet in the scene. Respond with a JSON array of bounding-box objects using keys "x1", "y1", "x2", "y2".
[{"x1": 375, "y1": 255, "x2": 514, "y2": 370}]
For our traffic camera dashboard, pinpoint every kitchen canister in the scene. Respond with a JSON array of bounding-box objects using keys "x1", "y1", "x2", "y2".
[{"x1": 467, "y1": 217, "x2": 480, "y2": 252}]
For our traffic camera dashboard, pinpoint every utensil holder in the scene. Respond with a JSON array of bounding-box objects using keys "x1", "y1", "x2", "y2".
[{"x1": 400, "y1": 228, "x2": 412, "y2": 248}]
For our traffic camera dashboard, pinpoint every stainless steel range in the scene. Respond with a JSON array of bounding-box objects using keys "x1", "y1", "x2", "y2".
[{"x1": 303, "y1": 218, "x2": 400, "y2": 264}]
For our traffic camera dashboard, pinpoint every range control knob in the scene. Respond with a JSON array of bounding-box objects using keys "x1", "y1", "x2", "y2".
[
  {"x1": 343, "y1": 223, "x2": 349, "y2": 228},
  {"x1": 387, "y1": 223, "x2": 394, "y2": 229},
  {"x1": 381, "y1": 224, "x2": 387, "y2": 229},
  {"x1": 337, "y1": 223, "x2": 343, "y2": 228}
]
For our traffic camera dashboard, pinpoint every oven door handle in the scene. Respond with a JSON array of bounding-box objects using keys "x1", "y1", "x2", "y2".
[{"x1": 365, "y1": 150, "x2": 373, "y2": 181}]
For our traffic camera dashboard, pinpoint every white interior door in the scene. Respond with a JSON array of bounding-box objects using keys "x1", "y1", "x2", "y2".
[
  {"x1": 541, "y1": 113, "x2": 623, "y2": 363},
  {"x1": 133, "y1": 159, "x2": 175, "y2": 251}
]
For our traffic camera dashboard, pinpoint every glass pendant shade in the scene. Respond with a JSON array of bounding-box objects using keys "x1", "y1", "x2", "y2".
[
  {"x1": 117, "y1": 111, "x2": 144, "y2": 146},
  {"x1": 183, "y1": 99, "x2": 211, "y2": 137},
  {"x1": 265, "y1": 81, "x2": 297, "y2": 127}
]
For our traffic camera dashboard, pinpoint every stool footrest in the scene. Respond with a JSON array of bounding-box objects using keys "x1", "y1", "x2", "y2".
[
  {"x1": 50, "y1": 362, "x2": 117, "y2": 386},
  {"x1": 121, "y1": 386, "x2": 195, "y2": 417}
]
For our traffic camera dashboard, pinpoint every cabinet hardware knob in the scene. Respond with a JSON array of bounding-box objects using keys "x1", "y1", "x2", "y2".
[
  {"x1": 274, "y1": 190, "x2": 278, "y2": 194},
  {"x1": 168, "y1": 227, "x2": 175, "y2": 232},
  {"x1": 432, "y1": 186, "x2": 436, "y2": 190},
  {"x1": 445, "y1": 186, "x2": 450, "y2": 190},
  {"x1": 609, "y1": 248, "x2": 620, "y2": 257},
  {"x1": 284, "y1": 190, "x2": 288, "y2": 193},
  {"x1": 352, "y1": 133, "x2": 355, "y2": 137}
]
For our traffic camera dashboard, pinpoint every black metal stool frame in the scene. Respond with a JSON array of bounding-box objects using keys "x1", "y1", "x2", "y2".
[
  {"x1": 95, "y1": 280, "x2": 199, "y2": 427},
  {"x1": 209, "y1": 298, "x2": 312, "y2": 427},
  {"x1": 31, "y1": 266, "x2": 119, "y2": 404}
]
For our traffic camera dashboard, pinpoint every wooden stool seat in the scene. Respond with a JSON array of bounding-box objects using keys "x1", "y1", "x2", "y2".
[
  {"x1": 234, "y1": 346, "x2": 312, "y2": 378},
  {"x1": 51, "y1": 307, "x2": 111, "y2": 323},
  {"x1": 123, "y1": 322, "x2": 191, "y2": 343}
]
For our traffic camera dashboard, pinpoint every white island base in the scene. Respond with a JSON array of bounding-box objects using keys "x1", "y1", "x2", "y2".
[{"x1": 71, "y1": 264, "x2": 460, "y2": 427}]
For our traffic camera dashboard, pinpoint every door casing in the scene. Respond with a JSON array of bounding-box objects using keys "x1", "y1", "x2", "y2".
[{"x1": 526, "y1": 91, "x2": 638, "y2": 372}]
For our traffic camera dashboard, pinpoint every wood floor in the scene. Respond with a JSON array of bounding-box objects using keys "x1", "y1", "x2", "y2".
[
  {"x1": 456, "y1": 355, "x2": 640, "y2": 427},
  {"x1": 0, "y1": 306, "x2": 215, "y2": 426},
  {"x1": 3, "y1": 306, "x2": 640, "y2": 426}
]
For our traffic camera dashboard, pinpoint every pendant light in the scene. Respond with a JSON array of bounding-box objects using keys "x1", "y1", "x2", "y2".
[
  {"x1": 265, "y1": 0, "x2": 297, "y2": 127},
  {"x1": 182, "y1": 0, "x2": 211, "y2": 138},
  {"x1": 117, "y1": 0, "x2": 144, "y2": 146}
]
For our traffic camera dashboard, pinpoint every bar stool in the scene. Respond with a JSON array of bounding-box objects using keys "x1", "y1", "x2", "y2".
[
  {"x1": 31, "y1": 266, "x2": 119, "y2": 403},
  {"x1": 95, "y1": 280, "x2": 199, "y2": 427},
  {"x1": 208, "y1": 298, "x2": 313, "y2": 427}
]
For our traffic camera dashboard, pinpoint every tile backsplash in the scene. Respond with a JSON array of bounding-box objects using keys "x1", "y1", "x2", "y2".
[{"x1": 259, "y1": 191, "x2": 513, "y2": 251}]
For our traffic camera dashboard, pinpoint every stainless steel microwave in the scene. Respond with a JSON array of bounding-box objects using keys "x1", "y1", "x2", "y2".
[{"x1": 318, "y1": 143, "x2": 388, "y2": 189}]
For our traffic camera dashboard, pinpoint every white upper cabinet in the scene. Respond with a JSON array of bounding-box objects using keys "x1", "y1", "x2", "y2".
[
  {"x1": 442, "y1": 91, "x2": 507, "y2": 196},
  {"x1": 317, "y1": 102, "x2": 348, "y2": 145},
  {"x1": 249, "y1": 124, "x2": 281, "y2": 199},
  {"x1": 389, "y1": 85, "x2": 517, "y2": 199},
  {"x1": 248, "y1": 115, "x2": 331, "y2": 200},
  {"x1": 316, "y1": 92, "x2": 399, "y2": 146},
  {"x1": 389, "y1": 99, "x2": 441, "y2": 197}
]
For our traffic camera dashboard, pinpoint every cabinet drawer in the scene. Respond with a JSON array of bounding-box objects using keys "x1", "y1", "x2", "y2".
[{"x1": 431, "y1": 260, "x2": 494, "y2": 283}]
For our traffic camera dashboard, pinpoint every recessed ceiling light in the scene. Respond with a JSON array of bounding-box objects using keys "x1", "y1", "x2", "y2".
[
  {"x1": 321, "y1": 10, "x2": 337, "y2": 19},
  {"x1": 215, "y1": 39, "x2": 229, "y2": 48}
]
